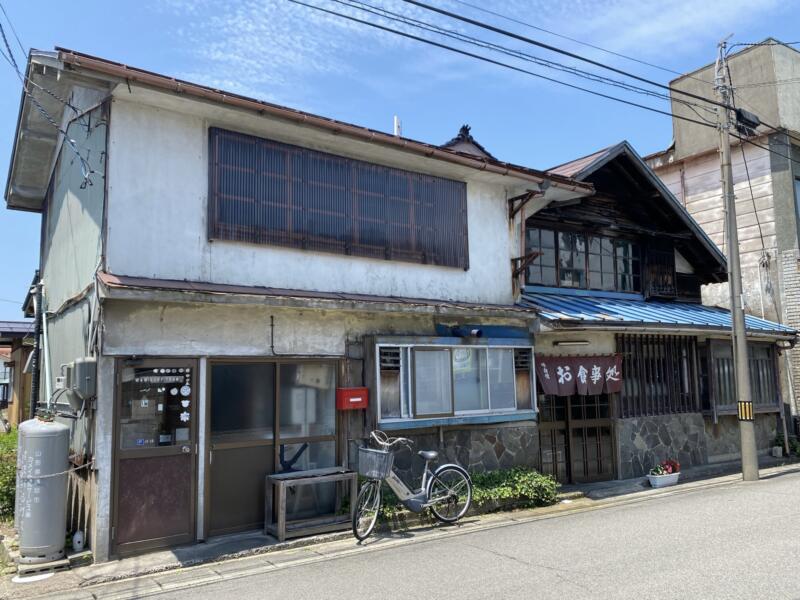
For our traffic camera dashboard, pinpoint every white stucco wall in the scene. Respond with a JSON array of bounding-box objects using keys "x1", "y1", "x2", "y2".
[{"x1": 105, "y1": 97, "x2": 520, "y2": 305}]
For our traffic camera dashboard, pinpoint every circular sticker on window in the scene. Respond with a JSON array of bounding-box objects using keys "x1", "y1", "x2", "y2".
[{"x1": 180, "y1": 385, "x2": 191, "y2": 397}]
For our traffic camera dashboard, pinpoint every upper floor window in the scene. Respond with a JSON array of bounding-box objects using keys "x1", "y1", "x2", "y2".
[
  {"x1": 208, "y1": 128, "x2": 469, "y2": 269},
  {"x1": 526, "y1": 226, "x2": 641, "y2": 293}
]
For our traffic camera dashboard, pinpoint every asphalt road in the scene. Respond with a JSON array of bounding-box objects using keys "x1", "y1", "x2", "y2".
[{"x1": 160, "y1": 470, "x2": 800, "y2": 600}]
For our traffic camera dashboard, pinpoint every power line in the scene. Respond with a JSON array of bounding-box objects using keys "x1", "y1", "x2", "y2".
[
  {"x1": 289, "y1": 0, "x2": 800, "y2": 170},
  {"x1": 399, "y1": 0, "x2": 730, "y2": 112},
  {"x1": 729, "y1": 77, "x2": 767, "y2": 252},
  {"x1": 447, "y1": 0, "x2": 716, "y2": 87},
  {"x1": 287, "y1": 0, "x2": 718, "y2": 128},
  {"x1": 0, "y1": 1, "x2": 23, "y2": 58},
  {"x1": 338, "y1": 0, "x2": 715, "y2": 115},
  {"x1": 0, "y1": 21, "x2": 95, "y2": 185}
]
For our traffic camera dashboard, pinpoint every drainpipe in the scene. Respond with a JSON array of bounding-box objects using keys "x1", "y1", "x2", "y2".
[
  {"x1": 41, "y1": 285, "x2": 53, "y2": 410},
  {"x1": 28, "y1": 276, "x2": 42, "y2": 420}
]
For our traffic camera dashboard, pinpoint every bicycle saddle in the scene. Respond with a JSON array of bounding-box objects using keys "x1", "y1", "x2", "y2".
[{"x1": 418, "y1": 450, "x2": 438, "y2": 461}]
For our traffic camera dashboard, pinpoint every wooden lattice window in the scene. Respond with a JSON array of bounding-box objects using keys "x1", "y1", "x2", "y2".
[
  {"x1": 208, "y1": 128, "x2": 469, "y2": 268},
  {"x1": 617, "y1": 334, "x2": 700, "y2": 418}
]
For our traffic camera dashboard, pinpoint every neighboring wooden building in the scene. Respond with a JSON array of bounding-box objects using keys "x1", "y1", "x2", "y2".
[
  {"x1": 0, "y1": 320, "x2": 33, "y2": 427},
  {"x1": 647, "y1": 39, "x2": 800, "y2": 422}
]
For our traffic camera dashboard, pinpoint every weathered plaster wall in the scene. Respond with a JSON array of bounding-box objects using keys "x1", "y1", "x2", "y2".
[
  {"x1": 100, "y1": 300, "x2": 526, "y2": 357},
  {"x1": 704, "y1": 414, "x2": 778, "y2": 463},
  {"x1": 616, "y1": 413, "x2": 708, "y2": 479},
  {"x1": 105, "y1": 98, "x2": 519, "y2": 305}
]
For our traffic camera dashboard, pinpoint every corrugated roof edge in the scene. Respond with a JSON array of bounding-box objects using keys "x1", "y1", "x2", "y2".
[
  {"x1": 519, "y1": 292, "x2": 797, "y2": 338},
  {"x1": 55, "y1": 48, "x2": 593, "y2": 195}
]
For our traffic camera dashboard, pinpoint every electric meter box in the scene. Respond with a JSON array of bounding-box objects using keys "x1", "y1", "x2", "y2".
[
  {"x1": 71, "y1": 357, "x2": 97, "y2": 400},
  {"x1": 335, "y1": 387, "x2": 369, "y2": 410}
]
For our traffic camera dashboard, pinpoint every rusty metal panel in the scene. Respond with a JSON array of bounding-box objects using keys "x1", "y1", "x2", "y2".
[
  {"x1": 208, "y1": 128, "x2": 469, "y2": 269},
  {"x1": 116, "y1": 454, "x2": 193, "y2": 546}
]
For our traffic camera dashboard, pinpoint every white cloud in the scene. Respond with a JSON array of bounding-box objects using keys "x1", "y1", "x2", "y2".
[{"x1": 157, "y1": 0, "x2": 787, "y2": 108}]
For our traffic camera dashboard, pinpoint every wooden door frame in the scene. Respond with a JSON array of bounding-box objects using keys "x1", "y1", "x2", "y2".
[
  {"x1": 566, "y1": 394, "x2": 616, "y2": 483},
  {"x1": 111, "y1": 357, "x2": 199, "y2": 557},
  {"x1": 202, "y1": 357, "x2": 341, "y2": 541}
]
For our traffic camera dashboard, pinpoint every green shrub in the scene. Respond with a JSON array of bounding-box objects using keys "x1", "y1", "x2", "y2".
[
  {"x1": 376, "y1": 466, "x2": 560, "y2": 521},
  {"x1": 0, "y1": 428, "x2": 18, "y2": 520},
  {"x1": 471, "y1": 467, "x2": 560, "y2": 509}
]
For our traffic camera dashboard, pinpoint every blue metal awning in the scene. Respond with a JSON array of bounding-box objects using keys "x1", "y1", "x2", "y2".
[{"x1": 519, "y1": 292, "x2": 796, "y2": 336}]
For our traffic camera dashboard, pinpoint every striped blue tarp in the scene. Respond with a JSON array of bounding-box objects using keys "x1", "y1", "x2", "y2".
[{"x1": 519, "y1": 293, "x2": 796, "y2": 335}]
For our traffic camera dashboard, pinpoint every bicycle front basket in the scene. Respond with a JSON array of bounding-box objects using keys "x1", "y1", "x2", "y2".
[{"x1": 358, "y1": 447, "x2": 394, "y2": 480}]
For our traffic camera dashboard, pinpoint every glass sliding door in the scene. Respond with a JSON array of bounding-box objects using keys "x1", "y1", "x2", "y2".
[
  {"x1": 207, "y1": 360, "x2": 338, "y2": 536},
  {"x1": 277, "y1": 363, "x2": 337, "y2": 521},
  {"x1": 208, "y1": 363, "x2": 276, "y2": 536}
]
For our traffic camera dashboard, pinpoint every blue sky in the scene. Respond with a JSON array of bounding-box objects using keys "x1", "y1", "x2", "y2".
[{"x1": 0, "y1": 0, "x2": 797, "y2": 320}]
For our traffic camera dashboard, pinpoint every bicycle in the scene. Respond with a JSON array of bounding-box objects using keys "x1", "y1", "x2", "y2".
[{"x1": 352, "y1": 430, "x2": 473, "y2": 541}]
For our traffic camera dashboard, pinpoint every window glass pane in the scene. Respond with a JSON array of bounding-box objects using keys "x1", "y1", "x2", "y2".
[
  {"x1": 279, "y1": 363, "x2": 336, "y2": 438},
  {"x1": 414, "y1": 350, "x2": 453, "y2": 416},
  {"x1": 379, "y1": 347, "x2": 402, "y2": 419},
  {"x1": 489, "y1": 349, "x2": 516, "y2": 410},
  {"x1": 120, "y1": 365, "x2": 194, "y2": 449},
  {"x1": 278, "y1": 441, "x2": 337, "y2": 521},
  {"x1": 453, "y1": 348, "x2": 489, "y2": 412},
  {"x1": 211, "y1": 364, "x2": 275, "y2": 444}
]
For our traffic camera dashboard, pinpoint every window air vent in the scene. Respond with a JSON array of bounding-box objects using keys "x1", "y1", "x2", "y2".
[
  {"x1": 514, "y1": 348, "x2": 532, "y2": 371},
  {"x1": 379, "y1": 347, "x2": 401, "y2": 371}
]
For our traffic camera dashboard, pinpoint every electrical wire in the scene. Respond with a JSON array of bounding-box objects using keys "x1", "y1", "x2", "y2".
[
  {"x1": 289, "y1": 0, "x2": 800, "y2": 170},
  {"x1": 0, "y1": 0, "x2": 23, "y2": 57},
  {"x1": 726, "y1": 63, "x2": 767, "y2": 258},
  {"x1": 338, "y1": 0, "x2": 715, "y2": 114},
  {"x1": 0, "y1": 21, "x2": 95, "y2": 184},
  {"x1": 399, "y1": 0, "x2": 730, "y2": 112},
  {"x1": 447, "y1": 0, "x2": 716, "y2": 88},
  {"x1": 287, "y1": 0, "x2": 720, "y2": 129}
]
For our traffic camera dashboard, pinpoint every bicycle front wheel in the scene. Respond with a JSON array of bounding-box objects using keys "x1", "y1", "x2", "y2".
[
  {"x1": 352, "y1": 480, "x2": 381, "y2": 541},
  {"x1": 428, "y1": 466, "x2": 472, "y2": 523}
]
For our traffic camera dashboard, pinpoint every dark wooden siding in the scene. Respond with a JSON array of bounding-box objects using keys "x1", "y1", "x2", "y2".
[{"x1": 208, "y1": 128, "x2": 469, "y2": 269}]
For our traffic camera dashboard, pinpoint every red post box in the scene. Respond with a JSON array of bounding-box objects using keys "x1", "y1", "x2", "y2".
[{"x1": 336, "y1": 387, "x2": 369, "y2": 410}]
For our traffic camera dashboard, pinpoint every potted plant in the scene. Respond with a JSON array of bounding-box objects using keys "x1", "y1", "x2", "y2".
[{"x1": 646, "y1": 459, "x2": 680, "y2": 488}]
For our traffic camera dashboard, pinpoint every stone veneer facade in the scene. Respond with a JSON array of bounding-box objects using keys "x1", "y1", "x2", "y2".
[
  {"x1": 352, "y1": 422, "x2": 539, "y2": 481},
  {"x1": 616, "y1": 412, "x2": 779, "y2": 479},
  {"x1": 616, "y1": 413, "x2": 708, "y2": 479}
]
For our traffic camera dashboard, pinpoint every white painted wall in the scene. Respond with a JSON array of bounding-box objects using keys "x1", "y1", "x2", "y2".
[{"x1": 105, "y1": 98, "x2": 519, "y2": 305}]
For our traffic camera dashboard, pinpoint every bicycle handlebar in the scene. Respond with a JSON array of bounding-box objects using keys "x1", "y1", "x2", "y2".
[{"x1": 370, "y1": 430, "x2": 413, "y2": 450}]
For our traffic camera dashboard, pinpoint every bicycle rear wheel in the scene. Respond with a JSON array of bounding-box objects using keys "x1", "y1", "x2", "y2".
[
  {"x1": 428, "y1": 466, "x2": 472, "y2": 523},
  {"x1": 352, "y1": 480, "x2": 381, "y2": 541}
]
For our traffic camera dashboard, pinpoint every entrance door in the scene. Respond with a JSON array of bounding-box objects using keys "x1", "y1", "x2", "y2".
[
  {"x1": 538, "y1": 394, "x2": 614, "y2": 483},
  {"x1": 568, "y1": 395, "x2": 614, "y2": 483},
  {"x1": 206, "y1": 360, "x2": 338, "y2": 536},
  {"x1": 113, "y1": 359, "x2": 197, "y2": 556}
]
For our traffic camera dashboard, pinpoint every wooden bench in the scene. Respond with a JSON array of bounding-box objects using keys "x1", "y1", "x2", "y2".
[{"x1": 264, "y1": 466, "x2": 358, "y2": 542}]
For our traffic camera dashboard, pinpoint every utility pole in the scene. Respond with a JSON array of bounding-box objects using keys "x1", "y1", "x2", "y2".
[{"x1": 715, "y1": 39, "x2": 759, "y2": 481}]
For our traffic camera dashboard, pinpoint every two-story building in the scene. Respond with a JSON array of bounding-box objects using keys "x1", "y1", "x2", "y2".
[
  {"x1": 4, "y1": 48, "x2": 794, "y2": 562},
  {"x1": 646, "y1": 39, "x2": 800, "y2": 427}
]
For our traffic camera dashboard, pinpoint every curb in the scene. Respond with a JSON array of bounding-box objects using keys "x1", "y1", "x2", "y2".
[{"x1": 16, "y1": 462, "x2": 800, "y2": 600}]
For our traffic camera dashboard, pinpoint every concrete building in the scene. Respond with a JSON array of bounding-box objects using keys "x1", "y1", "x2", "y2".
[
  {"x1": 646, "y1": 39, "x2": 800, "y2": 420},
  {"x1": 4, "y1": 48, "x2": 794, "y2": 563}
]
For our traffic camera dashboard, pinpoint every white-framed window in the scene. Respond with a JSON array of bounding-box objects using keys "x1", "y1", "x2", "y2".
[{"x1": 377, "y1": 343, "x2": 536, "y2": 423}]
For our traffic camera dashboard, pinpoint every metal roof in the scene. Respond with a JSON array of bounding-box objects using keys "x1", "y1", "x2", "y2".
[{"x1": 519, "y1": 292, "x2": 796, "y2": 336}]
